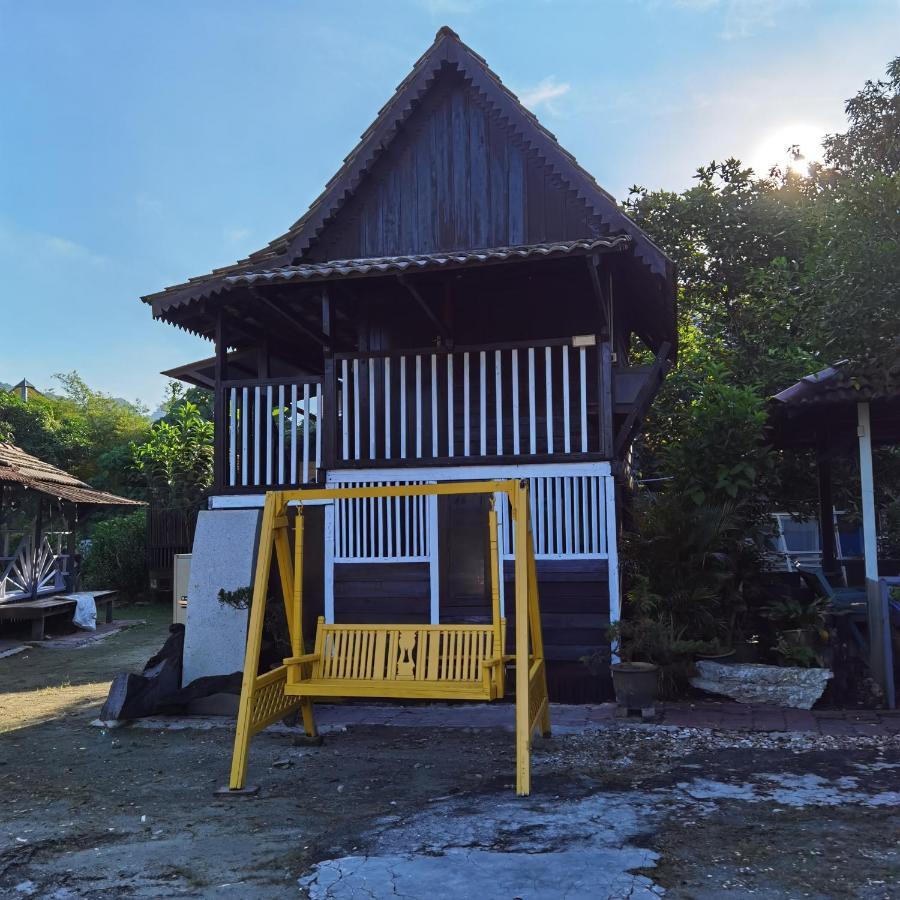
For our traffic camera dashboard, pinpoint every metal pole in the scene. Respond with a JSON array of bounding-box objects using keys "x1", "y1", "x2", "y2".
[{"x1": 857, "y1": 402, "x2": 878, "y2": 584}]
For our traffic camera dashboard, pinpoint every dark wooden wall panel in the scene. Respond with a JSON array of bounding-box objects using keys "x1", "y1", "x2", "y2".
[
  {"x1": 330, "y1": 557, "x2": 611, "y2": 701},
  {"x1": 330, "y1": 557, "x2": 609, "y2": 663},
  {"x1": 503, "y1": 559, "x2": 610, "y2": 663},
  {"x1": 333, "y1": 562, "x2": 431, "y2": 624},
  {"x1": 307, "y1": 68, "x2": 600, "y2": 263}
]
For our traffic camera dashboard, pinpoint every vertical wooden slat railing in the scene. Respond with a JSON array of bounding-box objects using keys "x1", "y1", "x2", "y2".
[
  {"x1": 334, "y1": 336, "x2": 608, "y2": 466},
  {"x1": 221, "y1": 377, "x2": 322, "y2": 490}
]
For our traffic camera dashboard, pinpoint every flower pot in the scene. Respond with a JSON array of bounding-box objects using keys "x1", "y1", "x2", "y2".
[{"x1": 611, "y1": 662, "x2": 659, "y2": 717}]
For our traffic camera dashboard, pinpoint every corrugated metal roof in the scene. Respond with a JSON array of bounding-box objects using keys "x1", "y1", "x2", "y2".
[
  {"x1": 35, "y1": 483, "x2": 146, "y2": 506},
  {"x1": 772, "y1": 360, "x2": 900, "y2": 407},
  {"x1": 0, "y1": 442, "x2": 144, "y2": 506},
  {"x1": 223, "y1": 237, "x2": 631, "y2": 289}
]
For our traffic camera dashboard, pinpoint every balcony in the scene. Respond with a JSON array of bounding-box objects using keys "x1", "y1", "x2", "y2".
[{"x1": 215, "y1": 335, "x2": 623, "y2": 492}]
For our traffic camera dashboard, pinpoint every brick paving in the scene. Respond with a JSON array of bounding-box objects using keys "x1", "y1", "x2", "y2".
[{"x1": 312, "y1": 700, "x2": 900, "y2": 737}]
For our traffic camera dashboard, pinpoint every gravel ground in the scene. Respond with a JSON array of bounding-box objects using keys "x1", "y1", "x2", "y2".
[{"x1": 1, "y1": 610, "x2": 898, "y2": 898}]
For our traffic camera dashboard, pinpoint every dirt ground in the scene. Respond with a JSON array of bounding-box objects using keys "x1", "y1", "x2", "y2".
[{"x1": 1, "y1": 607, "x2": 898, "y2": 898}]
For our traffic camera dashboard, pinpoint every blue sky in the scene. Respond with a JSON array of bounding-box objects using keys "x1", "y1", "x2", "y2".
[{"x1": 1, "y1": 0, "x2": 898, "y2": 408}]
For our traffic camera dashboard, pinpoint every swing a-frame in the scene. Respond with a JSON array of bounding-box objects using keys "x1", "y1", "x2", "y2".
[{"x1": 228, "y1": 479, "x2": 550, "y2": 795}]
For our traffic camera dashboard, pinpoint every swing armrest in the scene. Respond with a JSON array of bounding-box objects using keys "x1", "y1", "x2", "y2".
[
  {"x1": 283, "y1": 653, "x2": 320, "y2": 666},
  {"x1": 284, "y1": 653, "x2": 320, "y2": 684},
  {"x1": 483, "y1": 655, "x2": 513, "y2": 667}
]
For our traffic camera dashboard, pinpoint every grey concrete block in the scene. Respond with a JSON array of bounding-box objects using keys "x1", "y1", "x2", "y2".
[{"x1": 182, "y1": 508, "x2": 261, "y2": 687}]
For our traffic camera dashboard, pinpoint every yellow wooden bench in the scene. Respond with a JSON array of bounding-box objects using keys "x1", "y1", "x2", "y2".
[
  {"x1": 227, "y1": 480, "x2": 550, "y2": 796},
  {"x1": 284, "y1": 618, "x2": 508, "y2": 701}
]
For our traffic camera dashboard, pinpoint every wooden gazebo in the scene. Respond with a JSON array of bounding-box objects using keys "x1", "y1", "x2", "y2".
[
  {"x1": 0, "y1": 442, "x2": 143, "y2": 603},
  {"x1": 770, "y1": 360, "x2": 900, "y2": 706}
]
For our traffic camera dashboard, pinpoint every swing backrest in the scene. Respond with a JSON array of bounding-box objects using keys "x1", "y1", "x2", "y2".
[{"x1": 312, "y1": 618, "x2": 506, "y2": 683}]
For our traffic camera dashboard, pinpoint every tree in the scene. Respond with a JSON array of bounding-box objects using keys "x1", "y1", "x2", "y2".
[
  {"x1": 0, "y1": 392, "x2": 88, "y2": 469},
  {"x1": 81, "y1": 509, "x2": 149, "y2": 598},
  {"x1": 131, "y1": 401, "x2": 213, "y2": 510},
  {"x1": 624, "y1": 56, "x2": 900, "y2": 515},
  {"x1": 822, "y1": 57, "x2": 900, "y2": 178},
  {"x1": 155, "y1": 381, "x2": 214, "y2": 423},
  {"x1": 50, "y1": 371, "x2": 150, "y2": 495}
]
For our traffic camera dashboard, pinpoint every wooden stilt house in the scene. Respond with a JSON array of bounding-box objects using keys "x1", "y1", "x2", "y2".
[{"x1": 143, "y1": 28, "x2": 676, "y2": 699}]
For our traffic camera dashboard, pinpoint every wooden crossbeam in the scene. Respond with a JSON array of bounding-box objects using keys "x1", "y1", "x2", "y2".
[{"x1": 397, "y1": 275, "x2": 450, "y2": 341}]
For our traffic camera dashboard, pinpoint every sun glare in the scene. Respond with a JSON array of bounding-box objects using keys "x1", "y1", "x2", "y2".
[{"x1": 750, "y1": 123, "x2": 826, "y2": 176}]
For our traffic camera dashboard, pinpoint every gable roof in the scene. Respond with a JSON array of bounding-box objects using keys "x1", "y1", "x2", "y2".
[{"x1": 144, "y1": 27, "x2": 675, "y2": 325}]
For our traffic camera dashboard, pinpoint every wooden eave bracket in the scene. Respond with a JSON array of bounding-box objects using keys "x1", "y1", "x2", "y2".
[
  {"x1": 613, "y1": 341, "x2": 673, "y2": 457},
  {"x1": 250, "y1": 289, "x2": 333, "y2": 350},
  {"x1": 397, "y1": 275, "x2": 450, "y2": 341},
  {"x1": 584, "y1": 254, "x2": 611, "y2": 338}
]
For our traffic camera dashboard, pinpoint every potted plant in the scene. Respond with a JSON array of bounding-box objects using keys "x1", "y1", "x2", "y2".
[
  {"x1": 773, "y1": 632, "x2": 822, "y2": 668},
  {"x1": 763, "y1": 593, "x2": 830, "y2": 666},
  {"x1": 604, "y1": 618, "x2": 661, "y2": 716}
]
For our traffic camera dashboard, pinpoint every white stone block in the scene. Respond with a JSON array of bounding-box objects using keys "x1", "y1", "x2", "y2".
[{"x1": 182, "y1": 508, "x2": 261, "y2": 687}]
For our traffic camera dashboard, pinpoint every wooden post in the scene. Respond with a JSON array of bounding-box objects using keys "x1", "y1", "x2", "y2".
[
  {"x1": 213, "y1": 311, "x2": 228, "y2": 490},
  {"x1": 604, "y1": 473, "x2": 620, "y2": 664},
  {"x1": 30, "y1": 498, "x2": 44, "y2": 599},
  {"x1": 513, "y1": 480, "x2": 530, "y2": 796},
  {"x1": 816, "y1": 441, "x2": 839, "y2": 579},
  {"x1": 597, "y1": 340, "x2": 614, "y2": 458},
  {"x1": 428, "y1": 494, "x2": 440, "y2": 624},
  {"x1": 229, "y1": 492, "x2": 277, "y2": 790},
  {"x1": 62, "y1": 504, "x2": 77, "y2": 591},
  {"x1": 323, "y1": 501, "x2": 335, "y2": 623},
  {"x1": 857, "y1": 401, "x2": 886, "y2": 705},
  {"x1": 525, "y1": 518, "x2": 551, "y2": 738},
  {"x1": 487, "y1": 505, "x2": 503, "y2": 696},
  {"x1": 321, "y1": 289, "x2": 337, "y2": 472},
  {"x1": 0, "y1": 484, "x2": 8, "y2": 558}
]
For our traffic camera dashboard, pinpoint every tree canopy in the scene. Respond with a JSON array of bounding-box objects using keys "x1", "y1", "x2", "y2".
[
  {"x1": 0, "y1": 374, "x2": 214, "y2": 508},
  {"x1": 625, "y1": 56, "x2": 900, "y2": 526}
]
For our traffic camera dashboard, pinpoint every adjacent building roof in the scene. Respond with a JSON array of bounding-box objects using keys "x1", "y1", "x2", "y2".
[
  {"x1": 0, "y1": 442, "x2": 145, "y2": 506},
  {"x1": 772, "y1": 360, "x2": 900, "y2": 408},
  {"x1": 769, "y1": 358, "x2": 900, "y2": 448},
  {"x1": 7, "y1": 380, "x2": 43, "y2": 401}
]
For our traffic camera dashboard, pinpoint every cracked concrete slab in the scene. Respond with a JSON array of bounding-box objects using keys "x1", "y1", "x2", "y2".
[
  {"x1": 300, "y1": 848, "x2": 661, "y2": 899},
  {"x1": 298, "y1": 755, "x2": 900, "y2": 898},
  {"x1": 299, "y1": 792, "x2": 665, "y2": 898}
]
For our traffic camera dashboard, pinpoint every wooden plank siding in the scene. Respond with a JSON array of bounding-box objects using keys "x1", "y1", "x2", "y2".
[
  {"x1": 307, "y1": 68, "x2": 602, "y2": 263},
  {"x1": 333, "y1": 563, "x2": 432, "y2": 625},
  {"x1": 332, "y1": 559, "x2": 609, "y2": 658},
  {"x1": 331, "y1": 558, "x2": 610, "y2": 701}
]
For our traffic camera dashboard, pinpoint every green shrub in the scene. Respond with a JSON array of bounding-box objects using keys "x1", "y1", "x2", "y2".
[{"x1": 81, "y1": 510, "x2": 148, "y2": 598}]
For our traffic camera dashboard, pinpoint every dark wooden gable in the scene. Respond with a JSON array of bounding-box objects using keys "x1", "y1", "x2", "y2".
[{"x1": 307, "y1": 65, "x2": 601, "y2": 261}]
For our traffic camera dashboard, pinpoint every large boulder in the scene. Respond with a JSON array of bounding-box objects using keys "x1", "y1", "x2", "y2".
[{"x1": 690, "y1": 661, "x2": 832, "y2": 710}]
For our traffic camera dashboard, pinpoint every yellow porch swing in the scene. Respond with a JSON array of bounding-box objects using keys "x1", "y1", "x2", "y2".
[{"x1": 227, "y1": 479, "x2": 551, "y2": 796}]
